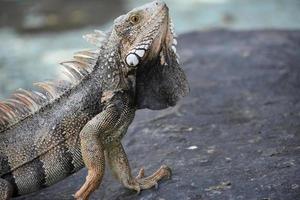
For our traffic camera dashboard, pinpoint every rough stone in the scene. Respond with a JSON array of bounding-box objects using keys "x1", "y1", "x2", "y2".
[{"x1": 16, "y1": 30, "x2": 300, "y2": 200}]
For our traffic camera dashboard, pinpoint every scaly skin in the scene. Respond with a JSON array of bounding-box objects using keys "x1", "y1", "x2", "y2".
[{"x1": 0, "y1": 1, "x2": 189, "y2": 199}]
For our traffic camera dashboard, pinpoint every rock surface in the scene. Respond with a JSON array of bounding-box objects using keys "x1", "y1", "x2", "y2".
[{"x1": 16, "y1": 30, "x2": 300, "y2": 200}]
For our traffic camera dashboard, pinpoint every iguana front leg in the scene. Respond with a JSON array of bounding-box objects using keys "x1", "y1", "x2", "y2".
[
  {"x1": 74, "y1": 102, "x2": 122, "y2": 200},
  {"x1": 105, "y1": 142, "x2": 172, "y2": 194},
  {"x1": 0, "y1": 178, "x2": 12, "y2": 200}
]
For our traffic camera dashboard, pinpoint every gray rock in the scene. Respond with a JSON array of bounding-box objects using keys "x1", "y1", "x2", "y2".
[{"x1": 16, "y1": 30, "x2": 300, "y2": 200}]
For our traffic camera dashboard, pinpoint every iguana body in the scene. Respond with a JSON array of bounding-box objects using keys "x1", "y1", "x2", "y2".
[{"x1": 0, "y1": 1, "x2": 189, "y2": 199}]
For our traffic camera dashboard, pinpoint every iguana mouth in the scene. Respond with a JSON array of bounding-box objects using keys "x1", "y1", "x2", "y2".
[{"x1": 146, "y1": 7, "x2": 179, "y2": 66}]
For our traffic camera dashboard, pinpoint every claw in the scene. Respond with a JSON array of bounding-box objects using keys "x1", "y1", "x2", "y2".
[
  {"x1": 135, "y1": 187, "x2": 141, "y2": 195},
  {"x1": 73, "y1": 195, "x2": 83, "y2": 200},
  {"x1": 73, "y1": 193, "x2": 84, "y2": 200},
  {"x1": 154, "y1": 182, "x2": 159, "y2": 189},
  {"x1": 136, "y1": 167, "x2": 145, "y2": 179}
]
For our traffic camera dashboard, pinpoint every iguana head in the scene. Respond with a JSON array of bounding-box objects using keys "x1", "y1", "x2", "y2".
[
  {"x1": 113, "y1": 0, "x2": 173, "y2": 67},
  {"x1": 113, "y1": 0, "x2": 189, "y2": 110}
]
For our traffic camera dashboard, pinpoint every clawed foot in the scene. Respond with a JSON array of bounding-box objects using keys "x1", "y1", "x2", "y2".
[
  {"x1": 73, "y1": 165, "x2": 172, "y2": 199},
  {"x1": 124, "y1": 165, "x2": 172, "y2": 194}
]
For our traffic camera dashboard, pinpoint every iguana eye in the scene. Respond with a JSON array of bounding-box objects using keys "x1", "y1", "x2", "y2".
[{"x1": 130, "y1": 14, "x2": 140, "y2": 24}]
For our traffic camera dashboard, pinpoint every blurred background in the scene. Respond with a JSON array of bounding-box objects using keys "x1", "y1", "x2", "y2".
[{"x1": 0, "y1": 0, "x2": 300, "y2": 98}]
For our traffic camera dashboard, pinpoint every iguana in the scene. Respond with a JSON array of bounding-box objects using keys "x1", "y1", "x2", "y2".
[{"x1": 0, "y1": 1, "x2": 189, "y2": 199}]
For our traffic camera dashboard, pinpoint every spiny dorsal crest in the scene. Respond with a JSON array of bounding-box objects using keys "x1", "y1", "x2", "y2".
[
  {"x1": 0, "y1": 30, "x2": 107, "y2": 132},
  {"x1": 83, "y1": 30, "x2": 107, "y2": 47}
]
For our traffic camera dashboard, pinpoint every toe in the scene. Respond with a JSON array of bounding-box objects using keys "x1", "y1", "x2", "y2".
[{"x1": 161, "y1": 165, "x2": 172, "y2": 179}]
